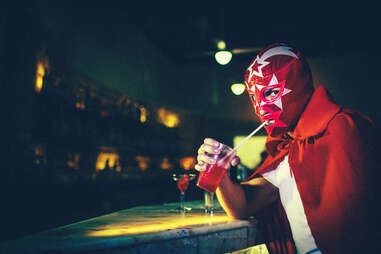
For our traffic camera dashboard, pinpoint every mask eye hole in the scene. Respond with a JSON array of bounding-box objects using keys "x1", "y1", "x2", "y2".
[{"x1": 263, "y1": 87, "x2": 281, "y2": 101}]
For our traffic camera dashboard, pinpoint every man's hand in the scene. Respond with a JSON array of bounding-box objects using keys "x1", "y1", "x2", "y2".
[{"x1": 195, "y1": 138, "x2": 240, "y2": 172}]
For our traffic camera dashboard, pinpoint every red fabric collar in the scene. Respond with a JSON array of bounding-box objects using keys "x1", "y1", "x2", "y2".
[
  {"x1": 244, "y1": 86, "x2": 341, "y2": 179},
  {"x1": 265, "y1": 86, "x2": 341, "y2": 157},
  {"x1": 293, "y1": 86, "x2": 341, "y2": 139}
]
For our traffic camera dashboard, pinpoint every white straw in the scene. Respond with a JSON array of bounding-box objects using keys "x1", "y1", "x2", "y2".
[
  {"x1": 232, "y1": 121, "x2": 267, "y2": 152},
  {"x1": 222, "y1": 121, "x2": 267, "y2": 160}
]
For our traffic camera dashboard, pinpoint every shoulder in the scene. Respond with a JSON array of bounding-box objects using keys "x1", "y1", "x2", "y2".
[
  {"x1": 327, "y1": 109, "x2": 375, "y2": 136},
  {"x1": 324, "y1": 109, "x2": 379, "y2": 152}
]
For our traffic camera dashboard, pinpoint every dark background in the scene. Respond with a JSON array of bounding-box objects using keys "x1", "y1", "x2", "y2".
[{"x1": 1, "y1": 1, "x2": 380, "y2": 243}]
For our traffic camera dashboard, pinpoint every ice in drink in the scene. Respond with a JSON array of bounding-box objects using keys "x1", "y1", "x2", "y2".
[{"x1": 204, "y1": 191, "x2": 214, "y2": 214}]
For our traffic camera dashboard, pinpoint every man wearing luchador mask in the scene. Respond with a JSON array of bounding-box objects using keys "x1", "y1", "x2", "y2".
[{"x1": 195, "y1": 44, "x2": 380, "y2": 253}]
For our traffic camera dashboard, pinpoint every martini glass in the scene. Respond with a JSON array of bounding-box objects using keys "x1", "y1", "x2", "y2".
[{"x1": 172, "y1": 173, "x2": 196, "y2": 211}]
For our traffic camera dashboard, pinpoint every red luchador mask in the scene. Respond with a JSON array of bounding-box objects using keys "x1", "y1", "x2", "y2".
[{"x1": 245, "y1": 44, "x2": 314, "y2": 137}]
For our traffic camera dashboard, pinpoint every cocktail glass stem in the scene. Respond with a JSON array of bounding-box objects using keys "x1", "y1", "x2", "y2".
[
  {"x1": 204, "y1": 191, "x2": 215, "y2": 215},
  {"x1": 180, "y1": 191, "x2": 185, "y2": 211}
]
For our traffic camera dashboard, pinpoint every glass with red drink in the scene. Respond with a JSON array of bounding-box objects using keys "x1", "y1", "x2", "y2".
[
  {"x1": 172, "y1": 173, "x2": 196, "y2": 211},
  {"x1": 196, "y1": 145, "x2": 235, "y2": 193}
]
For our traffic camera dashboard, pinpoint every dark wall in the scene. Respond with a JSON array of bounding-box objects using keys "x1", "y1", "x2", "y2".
[
  {"x1": 1, "y1": 7, "x2": 45, "y2": 173},
  {"x1": 309, "y1": 53, "x2": 381, "y2": 125}
]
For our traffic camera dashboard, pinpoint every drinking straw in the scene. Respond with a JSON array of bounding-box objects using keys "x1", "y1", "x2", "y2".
[
  {"x1": 223, "y1": 121, "x2": 267, "y2": 160},
  {"x1": 232, "y1": 121, "x2": 267, "y2": 152}
]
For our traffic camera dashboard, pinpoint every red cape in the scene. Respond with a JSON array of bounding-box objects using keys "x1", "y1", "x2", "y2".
[{"x1": 244, "y1": 86, "x2": 381, "y2": 253}]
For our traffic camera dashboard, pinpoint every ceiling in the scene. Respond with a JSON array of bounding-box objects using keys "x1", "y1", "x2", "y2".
[
  {"x1": 121, "y1": 2, "x2": 380, "y2": 63},
  {"x1": 40, "y1": 1, "x2": 380, "y2": 65}
]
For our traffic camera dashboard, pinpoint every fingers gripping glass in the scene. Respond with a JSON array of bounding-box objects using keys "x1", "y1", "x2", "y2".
[
  {"x1": 196, "y1": 122, "x2": 267, "y2": 194},
  {"x1": 196, "y1": 145, "x2": 234, "y2": 193}
]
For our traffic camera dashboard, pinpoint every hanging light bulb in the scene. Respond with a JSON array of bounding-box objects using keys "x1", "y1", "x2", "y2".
[
  {"x1": 216, "y1": 40, "x2": 226, "y2": 50},
  {"x1": 215, "y1": 50, "x2": 232, "y2": 65},
  {"x1": 231, "y1": 83, "x2": 246, "y2": 95}
]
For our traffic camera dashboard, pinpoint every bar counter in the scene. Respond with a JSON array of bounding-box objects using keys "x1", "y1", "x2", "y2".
[{"x1": 0, "y1": 200, "x2": 262, "y2": 254}]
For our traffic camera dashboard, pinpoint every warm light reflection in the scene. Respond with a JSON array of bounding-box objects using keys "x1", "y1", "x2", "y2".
[
  {"x1": 75, "y1": 101, "x2": 85, "y2": 110},
  {"x1": 75, "y1": 88, "x2": 86, "y2": 110},
  {"x1": 136, "y1": 156, "x2": 150, "y2": 171},
  {"x1": 231, "y1": 83, "x2": 246, "y2": 96},
  {"x1": 96, "y1": 152, "x2": 120, "y2": 171},
  {"x1": 166, "y1": 115, "x2": 179, "y2": 127},
  {"x1": 87, "y1": 215, "x2": 234, "y2": 237},
  {"x1": 157, "y1": 108, "x2": 180, "y2": 128},
  {"x1": 139, "y1": 105, "x2": 147, "y2": 123},
  {"x1": 217, "y1": 40, "x2": 226, "y2": 50},
  {"x1": 215, "y1": 50, "x2": 232, "y2": 65},
  {"x1": 180, "y1": 157, "x2": 196, "y2": 170},
  {"x1": 35, "y1": 62, "x2": 45, "y2": 92},
  {"x1": 160, "y1": 157, "x2": 172, "y2": 170},
  {"x1": 67, "y1": 152, "x2": 80, "y2": 169}
]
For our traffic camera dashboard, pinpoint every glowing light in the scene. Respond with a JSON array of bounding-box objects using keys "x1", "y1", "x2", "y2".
[
  {"x1": 139, "y1": 106, "x2": 147, "y2": 123},
  {"x1": 87, "y1": 215, "x2": 234, "y2": 237},
  {"x1": 217, "y1": 40, "x2": 226, "y2": 50},
  {"x1": 166, "y1": 115, "x2": 178, "y2": 127},
  {"x1": 233, "y1": 136, "x2": 267, "y2": 168},
  {"x1": 215, "y1": 50, "x2": 232, "y2": 65},
  {"x1": 157, "y1": 108, "x2": 180, "y2": 128},
  {"x1": 136, "y1": 156, "x2": 150, "y2": 171},
  {"x1": 180, "y1": 157, "x2": 196, "y2": 170},
  {"x1": 67, "y1": 152, "x2": 80, "y2": 169},
  {"x1": 37, "y1": 63, "x2": 45, "y2": 76},
  {"x1": 160, "y1": 157, "x2": 172, "y2": 170},
  {"x1": 231, "y1": 83, "x2": 246, "y2": 95},
  {"x1": 35, "y1": 62, "x2": 45, "y2": 92},
  {"x1": 75, "y1": 102, "x2": 85, "y2": 110},
  {"x1": 96, "y1": 152, "x2": 120, "y2": 171}
]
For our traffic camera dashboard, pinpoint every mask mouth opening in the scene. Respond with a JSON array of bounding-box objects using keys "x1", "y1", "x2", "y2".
[
  {"x1": 260, "y1": 109, "x2": 271, "y2": 118},
  {"x1": 261, "y1": 109, "x2": 279, "y2": 120},
  {"x1": 265, "y1": 119, "x2": 275, "y2": 126},
  {"x1": 260, "y1": 106, "x2": 280, "y2": 127}
]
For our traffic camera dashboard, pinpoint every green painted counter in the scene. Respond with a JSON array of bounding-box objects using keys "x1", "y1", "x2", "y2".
[{"x1": 0, "y1": 201, "x2": 262, "y2": 254}]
